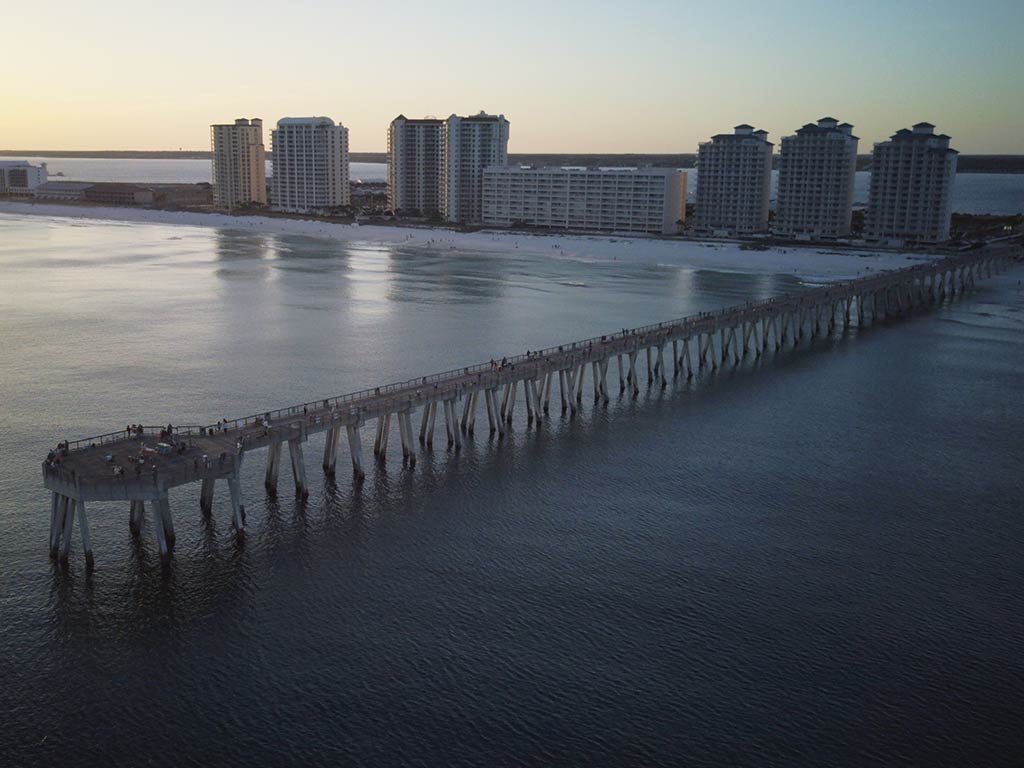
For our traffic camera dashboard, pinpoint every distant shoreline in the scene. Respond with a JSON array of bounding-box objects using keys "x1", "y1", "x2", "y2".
[{"x1": 2, "y1": 150, "x2": 1023, "y2": 174}]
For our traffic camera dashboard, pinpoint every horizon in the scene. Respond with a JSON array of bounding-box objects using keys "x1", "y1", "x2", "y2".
[{"x1": 4, "y1": 0, "x2": 1023, "y2": 155}]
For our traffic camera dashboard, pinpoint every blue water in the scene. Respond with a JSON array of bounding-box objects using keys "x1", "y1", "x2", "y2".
[{"x1": 0, "y1": 214, "x2": 1022, "y2": 766}]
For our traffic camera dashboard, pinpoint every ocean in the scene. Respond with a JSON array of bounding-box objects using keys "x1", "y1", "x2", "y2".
[
  {"x1": 4, "y1": 156, "x2": 1024, "y2": 215},
  {"x1": 0, "y1": 213, "x2": 1022, "y2": 766}
]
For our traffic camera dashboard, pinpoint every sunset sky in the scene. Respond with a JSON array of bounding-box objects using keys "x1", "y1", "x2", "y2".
[{"x1": 3, "y1": 0, "x2": 1022, "y2": 154}]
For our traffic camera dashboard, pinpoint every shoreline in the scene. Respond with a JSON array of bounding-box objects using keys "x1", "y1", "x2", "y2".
[{"x1": 0, "y1": 201, "x2": 939, "y2": 280}]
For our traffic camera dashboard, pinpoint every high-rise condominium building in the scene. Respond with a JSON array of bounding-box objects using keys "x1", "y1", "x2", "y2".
[
  {"x1": 482, "y1": 166, "x2": 687, "y2": 235},
  {"x1": 387, "y1": 116, "x2": 445, "y2": 216},
  {"x1": 442, "y1": 112, "x2": 509, "y2": 224},
  {"x1": 210, "y1": 118, "x2": 267, "y2": 209},
  {"x1": 271, "y1": 117, "x2": 350, "y2": 213},
  {"x1": 865, "y1": 123, "x2": 957, "y2": 245},
  {"x1": 775, "y1": 118, "x2": 858, "y2": 239},
  {"x1": 693, "y1": 125, "x2": 773, "y2": 236}
]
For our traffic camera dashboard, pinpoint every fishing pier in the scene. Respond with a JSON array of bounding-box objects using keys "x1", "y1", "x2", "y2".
[{"x1": 42, "y1": 247, "x2": 1019, "y2": 569}]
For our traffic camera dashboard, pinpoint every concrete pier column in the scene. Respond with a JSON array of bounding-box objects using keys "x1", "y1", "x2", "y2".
[
  {"x1": 158, "y1": 496, "x2": 176, "y2": 550},
  {"x1": 566, "y1": 367, "x2": 580, "y2": 413},
  {"x1": 598, "y1": 358, "x2": 610, "y2": 401},
  {"x1": 591, "y1": 361, "x2": 601, "y2": 401},
  {"x1": 646, "y1": 347, "x2": 654, "y2": 384},
  {"x1": 628, "y1": 352, "x2": 639, "y2": 393},
  {"x1": 672, "y1": 340, "x2": 679, "y2": 374},
  {"x1": 376, "y1": 415, "x2": 391, "y2": 456},
  {"x1": 525, "y1": 380, "x2": 537, "y2": 423},
  {"x1": 616, "y1": 355, "x2": 626, "y2": 392},
  {"x1": 558, "y1": 370, "x2": 569, "y2": 412},
  {"x1": 419, "y1": 402, "x2": 431, "y2": 444},
  {"x1": 444, "y1": 399, "x2": 461, "y2": 448},
  {"x1": 288, "y1": 438, "x2": 309, "y2": 498},
  {"x1": 542, "y1": 372, "x2": 553, "y2": 413},
  {"x1": 49, "y1": 493, "x2": 62, "y2": 558},
  {"x1": 403, "y1": 412, "x2": 418, "y2": 465},
  {"x1": 323, "y1": 426, "x2": 340, "y2": 474},
  {"x1": 130, "y1": 499, "x2": 146, "y2": 535},
  {"x1": 707, "y1": 333, "x2": 718, "y2": 370},
  {"x1": 506, "y1": 383, "x2": 518, "y2": 422},
  {"x1": 729, "y1": 327, "x2": 740, "y2": 364},
  {"x1": 530, "y1": 378, "x2": 544, "y2": 419},
  {"x1": 467, "y1": 391, "x2": 478, "y2": 433},
  {"x1": 200, "y1": 479, "x2": 215, "y2": 516},
  {"x1": 657, "y1": 345, "x2": 667, "y2": 387},
  {"x1": 76, "y1": 499, "x2": 94, "y2": 570},
  {"x1": 398, "y1": 412, "x2": 413, "y2": 461},
  {"x1": 574, "y1": 363, "x2": 586, "y2": 403},
  {"x1": 461, "y1": 391, "x2": 474, "y2": 432},
  {"x1": 683, "y1": 337, "x2": 693, "y2": 379},
  {"x1": 380, "y1": 414, "x2": 392, "y2": 458},
  {"x1": 488, "y1": 389, "x2": 506, "y2": 435},
  {"x1": 265, "y1": 441, "x2": 282, "y2": 493},
  {"x1": 226, "y1": 474, "x2": 245, "y2": 533},
  {"x1": 500, "y1": 382, "x2": 512, "y2": 421},
  {"x1": 720, "y1": 327, "x2": 729, "y2": 362},
  {"x1": 152, "y1": 492, "x2": 170, "y2": 559},
  {"x1": 58, "y1": 495, "x2": 75, "y2": 565},
  {"x1": 346, "y1": 424, "x2": 365, "y2": 479},
  {"x1": 485, "y1": 388, "x2": 498, "y2": 432},
  {"x1": 427, "y1": 400, "x2": 437, "y2": 446}
]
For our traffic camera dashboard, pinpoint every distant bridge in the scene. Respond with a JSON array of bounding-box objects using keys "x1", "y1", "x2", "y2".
[{"x1": 42, "y1": 244, "x2": 1021, "y2": 569}]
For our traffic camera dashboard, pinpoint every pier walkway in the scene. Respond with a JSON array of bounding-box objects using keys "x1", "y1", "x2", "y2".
[{"x1": 42, "y1": 246, "x2": 1020, "y2": 568}]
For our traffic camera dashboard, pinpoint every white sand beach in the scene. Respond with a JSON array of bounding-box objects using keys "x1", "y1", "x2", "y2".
[{"x1": 0, "y1": 201, "x2": 935, "y2": 281}]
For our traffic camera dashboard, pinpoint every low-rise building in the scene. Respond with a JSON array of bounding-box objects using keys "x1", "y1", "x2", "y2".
[
  {"x1": 482, "y1": 165, "x2": 686, "y2": 235},
  {"x1": 33, "y1": 181, "x2": 95, "y2": 201},
  {"x1": 0, "y1": 160, "x2": 48, "y2": 194},
  {"x1": 83, "y1": 183, "x2": 155, "y2": 206}
]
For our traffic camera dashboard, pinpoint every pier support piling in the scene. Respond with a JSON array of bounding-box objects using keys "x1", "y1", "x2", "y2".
[
  {"x1": 199, "y1": 479, "x2": 215, "y2": 517},
  {"x1": 265, "y1": 442, "x2": 281, "y2": 494},
  {"x1": 323, "y1": 426, "x2": 340, "y2": 475},
  {"x1": 288, "y1": 438, "x2": 309, "y2": 498},
  {"x1": 346, "y1": 424, "x2": 365, "y2": 479},
  {"x1": 130, "y1": 499, "x2": 145, "y2": 535}
]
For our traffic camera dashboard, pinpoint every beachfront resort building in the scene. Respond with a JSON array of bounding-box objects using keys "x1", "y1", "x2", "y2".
[
  {"x1": 865, "y1": 123, "x2": 958, "y2": 245},
  {"x1": 774, "y1": 118, "x2": 858, "y2": 239},
  {"x1": 271, "y1": 117, "x2": 350, "y2": 213},
  {"x1": 693, "y1": 125, "x2": 773, "y2": 236},
  {"x1": 481, "y1": 166, "x2": 687, "y2": 235},
  {"x1": 442, "y1": 112, "x2": 510, "y2": 224},
  {"x1": 211, "y1": 118, "x2": 267, "y2": 209},
  {"x1": 0, "y1": 160, "x2": 48, "y2": 195},
  {"x1": 387, "y1": 116, "x2": 445, "y2": 216}
]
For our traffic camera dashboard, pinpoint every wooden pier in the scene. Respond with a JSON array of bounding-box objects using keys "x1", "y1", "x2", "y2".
[{"x1": 42, "y1": 245, "x2": 1020, "y2": 568}]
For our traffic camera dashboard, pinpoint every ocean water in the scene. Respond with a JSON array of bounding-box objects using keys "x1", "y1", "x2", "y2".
[
  {"x1": 4, "y1": 157, "x2": 1024, "y2": 215},
  {"x1": 0, "y1": 213, "x2": 1022, "y2": 766}
]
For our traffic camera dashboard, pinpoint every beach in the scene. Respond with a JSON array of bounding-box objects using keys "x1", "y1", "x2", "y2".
[{"x1": 0, "y1": 200, "x2": 935, "y2": 281}]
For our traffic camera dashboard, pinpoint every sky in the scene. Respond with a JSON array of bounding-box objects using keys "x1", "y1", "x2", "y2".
[{"x1": 3, "y1": 0, "x2": 1022, "y2": 154}]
